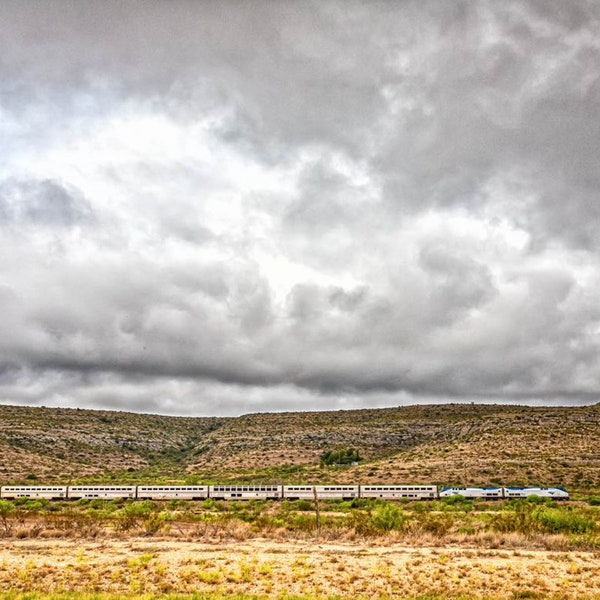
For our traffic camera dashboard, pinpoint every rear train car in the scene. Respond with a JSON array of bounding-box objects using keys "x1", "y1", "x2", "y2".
[{"x1": 1, "y1": 486, "x2": 68, "y2": 499}]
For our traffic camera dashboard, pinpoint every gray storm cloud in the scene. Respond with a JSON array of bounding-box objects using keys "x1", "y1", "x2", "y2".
[{"x1": 0, "y1": 0, "x2": 599, "y2": 415}]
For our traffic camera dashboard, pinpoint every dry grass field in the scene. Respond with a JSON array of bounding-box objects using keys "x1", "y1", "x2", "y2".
[
  {"x1": 0, "y1": 494, "x2": 599, "y2": 598},
  {"x1": 2, "y1": 537, "x2": 600, "y2": 599}
]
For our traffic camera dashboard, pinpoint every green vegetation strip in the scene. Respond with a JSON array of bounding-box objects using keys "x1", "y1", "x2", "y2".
[{"x1": 1, "y1": 495, "x2": 599, "y2": 549}]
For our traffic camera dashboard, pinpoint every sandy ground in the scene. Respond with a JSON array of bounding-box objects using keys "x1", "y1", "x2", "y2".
[{"x1": 2, "y1": 538, "x2": 600, "y2": 598}]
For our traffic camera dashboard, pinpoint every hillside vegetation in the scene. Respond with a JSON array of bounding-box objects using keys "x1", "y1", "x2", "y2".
[{"x1": 1, "y1": 403, "x2": 599, "y2": 494}]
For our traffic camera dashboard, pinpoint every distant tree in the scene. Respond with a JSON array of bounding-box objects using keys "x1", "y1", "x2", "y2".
[{"x1": 320, "y1": 447, "x2": 361, "y2": 466}]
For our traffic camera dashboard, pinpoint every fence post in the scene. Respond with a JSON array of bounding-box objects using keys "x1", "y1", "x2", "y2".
[{"x1": 312, "y1": 486, "x2": 321, "y2": 536}]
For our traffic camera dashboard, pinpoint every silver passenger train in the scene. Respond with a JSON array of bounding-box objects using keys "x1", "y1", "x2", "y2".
[{"x1": 0, "y1": 484, "x2": 569, "y2": 501}]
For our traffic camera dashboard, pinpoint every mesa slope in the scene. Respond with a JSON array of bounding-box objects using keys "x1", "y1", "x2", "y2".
[{"x1": 0, "y1": 403, "x2": 599, "y2": 494}]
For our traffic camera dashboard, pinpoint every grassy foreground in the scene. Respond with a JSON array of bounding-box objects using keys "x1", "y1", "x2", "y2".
[
  {"x1": 1, "y1": 498, "x2": 600, "y2": 599},
  {"x1": 0, "y1": 595, "x2": 510, "y2": 600},
  {"x1": 0, "y1": 594, "x2": 497, "y2": 600},
  {"x1": 2, "y1": 538, "x2": 600, "y2": 599}
]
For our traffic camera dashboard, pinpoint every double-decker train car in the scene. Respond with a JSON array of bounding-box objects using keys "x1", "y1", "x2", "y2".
[
  {"x1": 360, "y1": 485, "x2": 437, "y2": 500},
  {"x1": 1, "y1": 486, "x2": 68, "y2": 499},
  {"x1": 67, "y1": 486, "x2": 136, "y2": 500},
  {"x1": 136, "y1": 486, "x2": 209, "y2": 500},
  {"x1": 209, "y1": 485, "x2": 282, "y2": 500},
  {"x1": 283, "y1": 485, "x2": 359, "y2": 500}
]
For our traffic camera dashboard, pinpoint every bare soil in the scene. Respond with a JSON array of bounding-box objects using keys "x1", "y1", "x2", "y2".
[{"x1": 2, "y1": 538, "x2": 600, "y2": 598}]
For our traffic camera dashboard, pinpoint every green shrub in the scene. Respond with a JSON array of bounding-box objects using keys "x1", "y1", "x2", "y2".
[
  {"x1": 292, "y1": 499, "x2": 313, "y2": 512},
  {"x1": 442, "y1": 494, "x2": 466, "y2": 505},
  {"x1": 290, "y1": 513, "x2": 318, "y2": 532},
  {"x1": 371, "y1": 503, "x2": 406, "y2": 532},
  {"x1": 441, "y1": 496, "x2": 474, "y2": 512},
  {"x1": 345, "y1": 510, "x2": 378, "y2": 536},
  {"x1": 419, "y1": 513, "x2": 454, "y2": 536},
  {"x1": 490, "y1": 502, "x2": 536, "y2": 534},
  {"x1": 532, "y1": 508, "x2": 596, "y2": 535},
  {"x1": 525, "y1": 495, "x2": 544, "y2": 504},
  {"x1": 319, "y1": 447, "x2": 361, "y2": 466},
  {"x1": 0, "y1": 500, "x2": 16, "y2": 536},
  {"x1": 20, "y1": 499, "x2": 49, "y2": 513},
  {"x1": 349, "y1": 497, "x2": 371, "y2": 510},
  {"x1": 114, "y1": 501, "x2": 156, "y2": 531}
]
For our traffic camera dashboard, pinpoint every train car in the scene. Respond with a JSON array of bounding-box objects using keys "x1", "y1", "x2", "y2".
[
  {"x1": 67, "y1": 486, "x2": 136, "y2": 500},
  {"x1": 209, "y1": 485, "x2": 282, "y2": 500},
  {"x1": 439, "y1": 487, "x2": 503, "y2": 500},
  {"x1": 1, "y1": 486, "x2": 68, "y2": 499},
  {"x1": 360, "y1": 485, "x2": 437, "y2": 500},
  {"x1": 503, "y1": 487, "x2": 569, "y2": 500},
  {"x1": 136, "y1": 486, "x2": 209, "y2": 500},
  {"x1": 283, "y1": 485, "x2": 359, "y2": 500}
]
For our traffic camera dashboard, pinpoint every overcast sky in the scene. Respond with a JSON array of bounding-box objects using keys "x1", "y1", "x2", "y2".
[{"x1": 1, "y1": 1, "x2": 599, "y2": 416}]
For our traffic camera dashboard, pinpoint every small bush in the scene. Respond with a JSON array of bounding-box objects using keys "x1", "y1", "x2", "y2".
[
  {"x1": 419, "y1": 513, "x2": 454, "y2": 536},
  {"x1": 0, "y1": 500, "x2": 16, "y2": 536},
  {"x1": 293, "y1": 499, "x2": 313, "y2": 512},
  {"x1": 320, "y1": 447, "x2": 361, "y2": 466},
  {"x1": 525, "y1": 495, "x2": 544, "y2": 504},
  {"x1": 442, "y1": 494, "x2": 466, "y2": 505},
  {"x1": 371, "y1": 503, "x2": 406, "y2": 532},
  {"x1": 289, "y1": 513, "x2": 317, "y2": 532},
  {"x1": 345, "y1": 510, "x2": 379, "y2": 536}
]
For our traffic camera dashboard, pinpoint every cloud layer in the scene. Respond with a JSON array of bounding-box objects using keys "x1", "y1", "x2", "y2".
[{"x1": 1, "y1": 0, "x2": 600, "y2": 415}]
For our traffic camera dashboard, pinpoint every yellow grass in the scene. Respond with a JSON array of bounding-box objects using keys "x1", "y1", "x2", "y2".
[{"x1": 1, "y1": 538, "x2": 600, "y2": 599}]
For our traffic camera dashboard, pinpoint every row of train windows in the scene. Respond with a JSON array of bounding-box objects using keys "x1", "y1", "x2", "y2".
[
  {"x1": 363, "y1": 487, "x2": 433, "y2": 491},
  {"x1": 72, "y1": 487, "x2": 134, "y2": 491},
  {"x1": 3, "y1": 487, "x2": 65, "y2": 491},
  {"x1": 139, "y1": 487, "x2": 206, "y2": 491},
  {"x1": 285, "y1": 485, "x2": 358, "y2": 492},
  {"x1": 212, "y1": 487, "x2": 278, "y2": 492}
]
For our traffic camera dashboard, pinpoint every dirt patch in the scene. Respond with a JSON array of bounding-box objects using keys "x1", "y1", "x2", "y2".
[{"x1": 1, "y1": 538, "x2": 600, "y2": 598}]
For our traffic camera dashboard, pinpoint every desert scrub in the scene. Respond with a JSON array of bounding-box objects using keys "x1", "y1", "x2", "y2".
[
  {"x1": 532, "y1": 507, "x2": 596, "y2": 534},
  {"x1": 440, "y1": 496, "x2": 475, "y2": 512},
  {"x1": 43, "y1": 509, "x2": 104, "y2": 537},
  {"x1": 489, "y1": 501, "x2": 597, "y2": 536},
  {"x1": 0, "y1": 500, "x2": 16, "y2": 536},
  {"x1": 113, "y1": 501, "x2": 170, "y2": 535},
  {"x1": 371, "y1": 503, "x2": 406, "y2": 532}
]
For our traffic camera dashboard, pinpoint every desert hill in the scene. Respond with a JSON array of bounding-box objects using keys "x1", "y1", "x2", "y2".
[{"x1": 1, "y1": 403, "x2": 599, "y2": 494}]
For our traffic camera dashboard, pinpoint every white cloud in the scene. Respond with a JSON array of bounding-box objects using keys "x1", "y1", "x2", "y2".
[{"x1": 1, "y1": 0, "x2": 599, "y2": 415}]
